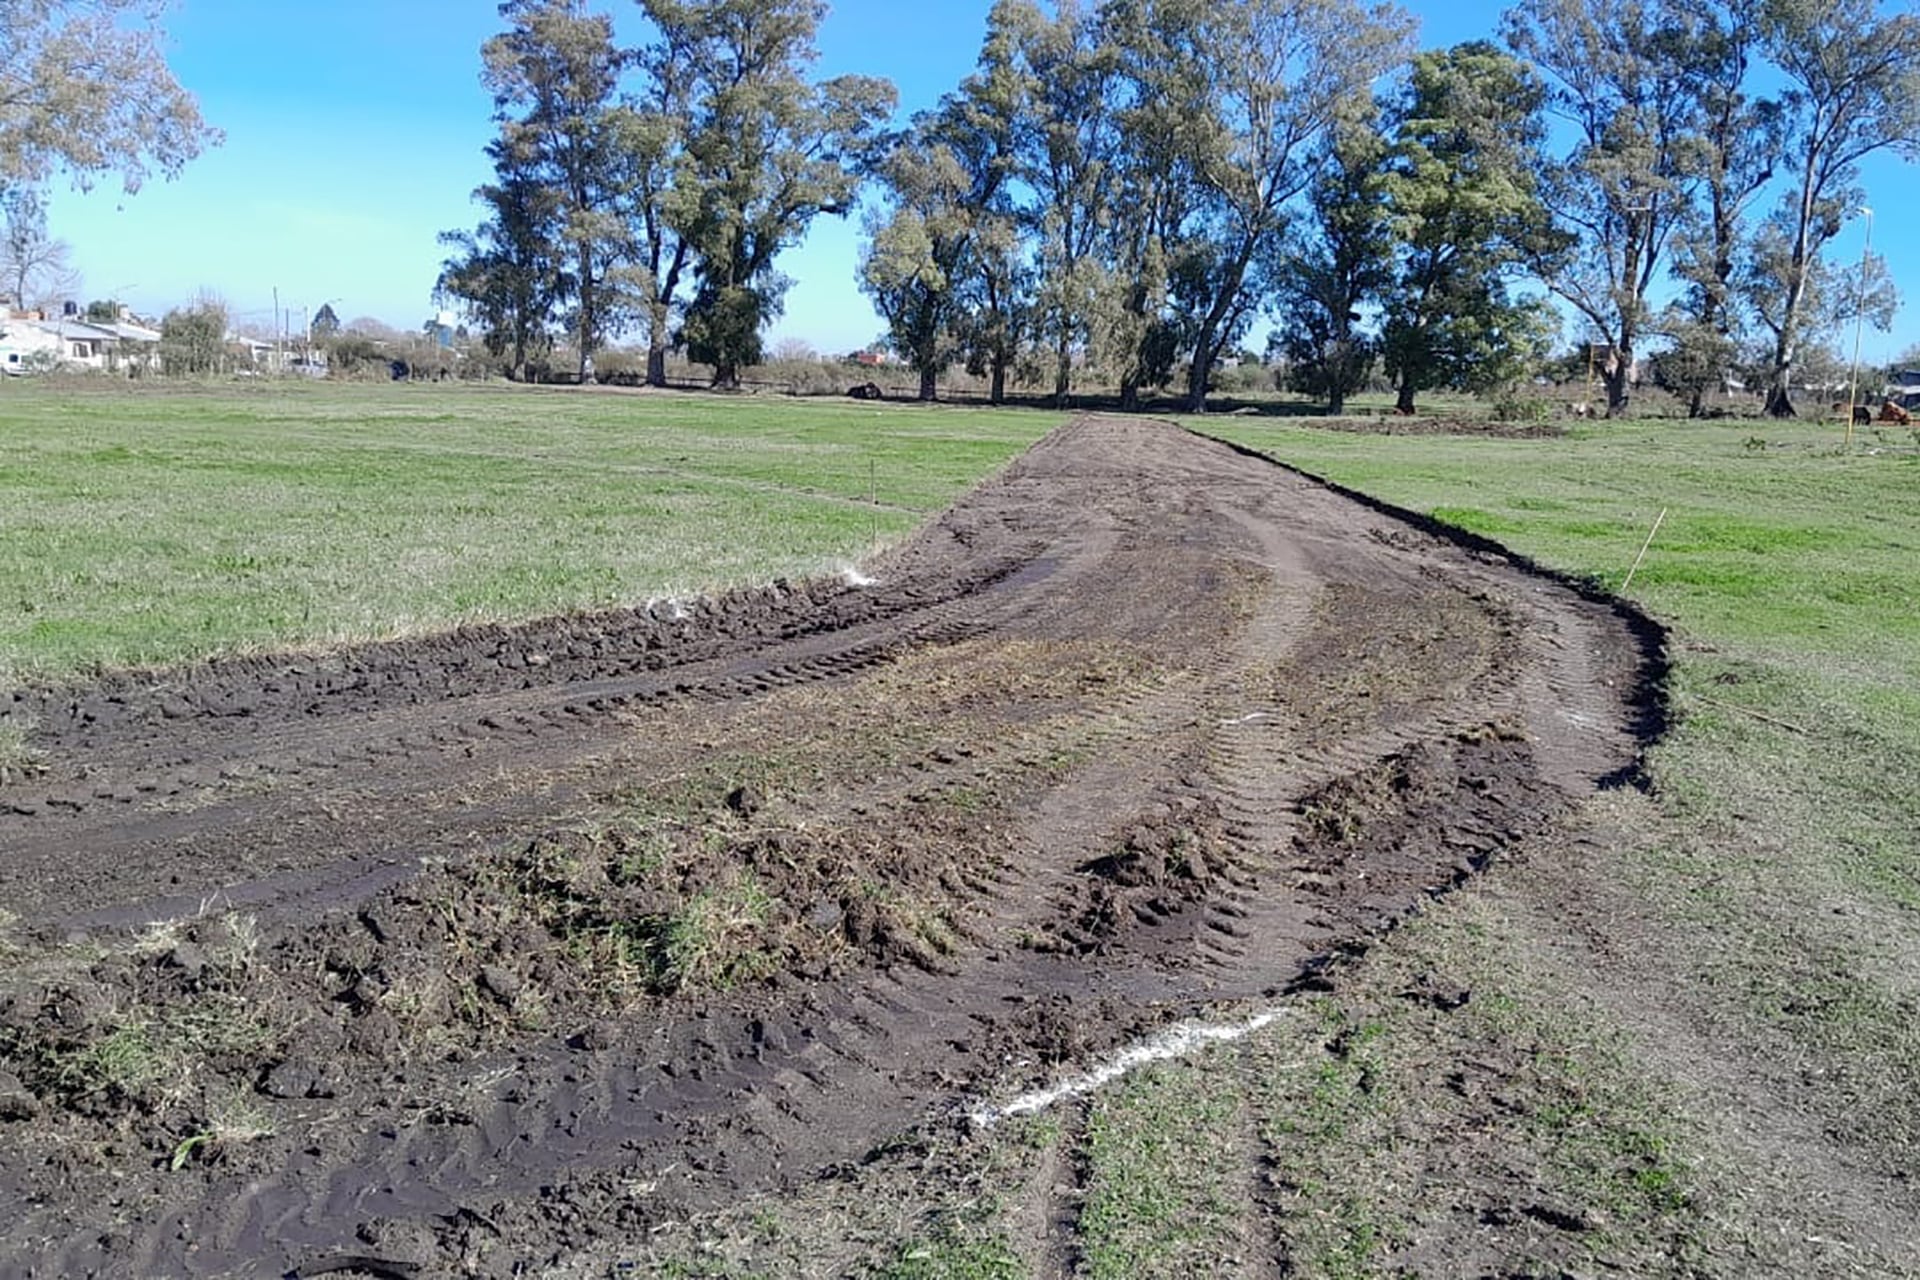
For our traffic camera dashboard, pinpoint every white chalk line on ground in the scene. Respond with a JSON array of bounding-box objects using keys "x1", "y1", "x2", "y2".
[{"x1": 966, "y1": 1007, "x2": 1294, "y2": 1128}]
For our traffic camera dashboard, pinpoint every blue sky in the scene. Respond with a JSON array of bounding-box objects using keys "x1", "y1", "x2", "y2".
[{"x1": 43, "y1": 0, "x2": 1917, "y2": 362}]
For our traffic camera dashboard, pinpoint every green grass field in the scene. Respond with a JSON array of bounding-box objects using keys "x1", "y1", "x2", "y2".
[
  {"x1": 0, "y1": 381, "x2": 1057, "y2": 684},
  {"x1": 5, "y1": 383, "x2": 1917, "y2": 1272}
]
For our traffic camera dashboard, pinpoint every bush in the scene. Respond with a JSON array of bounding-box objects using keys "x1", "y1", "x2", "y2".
[{"x1": 1491, "y1": 392, "x2": 1553, "y2": 423}]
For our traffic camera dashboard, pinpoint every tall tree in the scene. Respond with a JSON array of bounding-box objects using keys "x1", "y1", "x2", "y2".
[
  {"x1": 1746, "y1": 0, "x2": 1920, "y2": 416},
  {"x1": 1379, "y1": 41, "x2": 1562, "y2": 414},
  {"x1": 438, "y1": 149, "x2": 564, "y2": 380},
  {"x1": 649, "y1": 0, "x2": 894, "y2": 389},
  {"x1": 1666, "y1": 1, "x2": 1779, "y2": 416},
  {"x1": 0, "y1": 187, "x2": 77, "y2": 310},
  {"x1": 0, "y1": 0, "x2": 218, "y2": 193},
  {"x1": 859, "y1": 132, "x2": 970, "y2": 401},
  {"x1": 999, "y1": 0, "x2": 1121, "y2": 406},
  {"x1": 937, "y1": 14, "x2": 1031, "y2": 405},
  {"x1": 1502, "y1": 0, "x2": 1706, "y2": 417},
  {"x1": 1739, "y1": 211, "x2": 1896, "y2": 403},
  {"x1": 1273, "y1": 113, "x2": 1393, "y2": 414},
  {"x1": 623, "y1": 24, "x2": 698, "y2": 387},
  {"x1": 481, "y1": 0, "x2": 633, "y2": 382},
  {"x1": 1171, "y1": 0, "x2": 1413, "y2": 412},
  {"x1": 1097, "y1": 0, "x2": 1216, "y2": 410}
]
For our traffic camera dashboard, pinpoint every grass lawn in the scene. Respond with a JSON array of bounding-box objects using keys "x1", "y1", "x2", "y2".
[{"x1": 0, "y1": 380, "x2": 1058, "y2": 685}]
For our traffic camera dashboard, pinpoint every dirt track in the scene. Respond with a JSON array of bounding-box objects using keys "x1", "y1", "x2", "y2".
[{"x1": 0, "y1": 417, "x2": 1660, "y2": 1278}]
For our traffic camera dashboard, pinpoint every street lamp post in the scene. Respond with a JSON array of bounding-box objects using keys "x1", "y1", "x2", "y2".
[{"x1": 1847, "y1": 205, "x2": 1873, "y2": 448}]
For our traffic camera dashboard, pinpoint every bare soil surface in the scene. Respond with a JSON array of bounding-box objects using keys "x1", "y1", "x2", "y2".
[{"x1": 0, "y1": 417, "x2": 1659, "y2": 1278}]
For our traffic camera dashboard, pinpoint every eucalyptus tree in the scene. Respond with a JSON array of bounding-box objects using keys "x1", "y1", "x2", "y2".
[
  {"x1": 1502, "y1": 0, "x2": 1706, "y2": 417},
  {"x1": 623, "y1": 22, "x2": 699, "y2": 387},
  {"x1": 1095, "y1": 0, "x2": 1222, "y2": 410},
  {"x1": 938, "y1": 15, "x2": 1031, "y2": 405},
  {"x1": 999, "y1": 0, "x2": 1124, "y2": 405},
  {"x1": 1273, "y1": 112, "x2": 1394, "y2": 414},
  {"x1": 0, "y1": 0, "x2": 217, "y2": 193},
  {"x1": 436, "y1": 153, "x2": 564, "y2": 380},
  {"x1": 480, "y1": 0, "x2": 634, "y2": 382},
  {"x1": 1663, "y1": 1, "x2": 1780, "y2": 414},
  {"x1": 1171, "y1": 0, "x2": 1413, "y2": 412},
  {"x1": 1378, "y1": 42, "x2": 1562, "y2": 414},
  {"x1": 859, "y1": 131, "x2": 972, "y2": 400},
  {"x1": 648, "y1": 0, "x2": 894, "y2": 388},
  {"x1": 1743, "y1": 0, "x2": 1920, "y2": 416}
]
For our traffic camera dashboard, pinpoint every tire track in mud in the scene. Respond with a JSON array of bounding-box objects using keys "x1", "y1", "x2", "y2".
[{"x1": 0, "y1": 416, "x2": 1662, "y2": 1279}]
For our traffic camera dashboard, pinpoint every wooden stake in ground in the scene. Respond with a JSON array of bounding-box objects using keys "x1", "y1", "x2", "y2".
[{"x1": 1620, "y1": 507, "x2": 1667, "y2": 594}]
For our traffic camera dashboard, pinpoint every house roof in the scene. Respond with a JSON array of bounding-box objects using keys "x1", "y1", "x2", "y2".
[
  {"x1": 28, "y1": 319, "x2": 122, "y2": 342},
  {"x1": 97, "y1": 321, "x2": 162, "y2": 342}
]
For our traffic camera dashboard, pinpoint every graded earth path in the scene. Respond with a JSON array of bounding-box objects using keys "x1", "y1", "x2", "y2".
[{"x1": 0, "y1": 417, "x2": 1660, "y2": 1278}]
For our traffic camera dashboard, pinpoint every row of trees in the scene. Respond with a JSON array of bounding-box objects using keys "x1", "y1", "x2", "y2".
[
  {"x1": 440, "y1": 0, "x2": 1919, "y2": 416},
  {"x1": 865, "y1": 0, "x2": 1920, "y2": 417},
  {"x1": 437, "y1": 0, "x2": 893, "y2": 388}
]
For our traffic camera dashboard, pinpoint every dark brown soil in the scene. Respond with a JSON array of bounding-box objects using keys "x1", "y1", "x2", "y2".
[{"x1": 0, "y1": 417, "x2": 1660, "y2": 1278}]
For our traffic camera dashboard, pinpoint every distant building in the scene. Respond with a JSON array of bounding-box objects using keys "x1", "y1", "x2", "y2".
[
  {"x1": 0, "y1": 310, "x2": 165, "y2": 375},
  {"x1": 1885, "y1": 369, "x2": 1920, "y2": 411}
]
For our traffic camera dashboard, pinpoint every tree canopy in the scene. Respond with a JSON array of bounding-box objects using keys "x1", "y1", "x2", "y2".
[
  {"x1": 0, "y1": 0, "x2": 218, "y2": 193},
  {"x1": 434, "y1": 0, "x2": 1920, "y2": 410}
]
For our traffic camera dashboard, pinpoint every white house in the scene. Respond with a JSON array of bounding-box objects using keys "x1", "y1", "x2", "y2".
[
  {"x1": 31, "y1": 319, "x2": 123, "y2": 370},
  {"x1": 0, "y1": 314, "x2": 161, "y2": 375},
  {"x1": 96, "y1": 320, "x2": 163, "y2": 374},
  {"x1": 0, "y1": 314, "x2": 64, "y2": 375}
]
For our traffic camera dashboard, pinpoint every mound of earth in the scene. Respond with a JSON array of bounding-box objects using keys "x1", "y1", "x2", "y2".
[{"x1": 0, "y1": 416, "x2": 1660, "y2": 1278}]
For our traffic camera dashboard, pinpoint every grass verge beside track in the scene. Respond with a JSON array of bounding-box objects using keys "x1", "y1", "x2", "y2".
[{"x1": 0, "y1": 381, "x2": 1056, "y2": 685}]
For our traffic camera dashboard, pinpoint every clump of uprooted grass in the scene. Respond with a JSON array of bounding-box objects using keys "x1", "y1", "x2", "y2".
[{"x1": 0, "y1": 717, "x2": 44, "y2": 784}]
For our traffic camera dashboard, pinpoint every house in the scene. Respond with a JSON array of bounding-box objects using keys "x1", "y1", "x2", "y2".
[
  {"x1": 0, "y1": 313, "x2": 66, "y2": 374},
  {"x1": 0, "y1": 314, "x2": 139, "y2": 376},
  {"x1": 1884, "y1": 369, "x2": 1920, "y2": 412},
  {"x1": 0, "y1": 312, "x2": 165, "y2": 375},
  {"x1": 30, "y1": 318, "x2": 124, "y2": 370},
  {"x1": 94, "y1": 320, "x2": 163, "y2": 374}
]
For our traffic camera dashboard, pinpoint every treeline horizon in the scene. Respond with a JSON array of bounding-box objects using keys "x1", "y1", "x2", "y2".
[{"x1": 436, "y1": 0, "x2": 1920, "y2": 418}]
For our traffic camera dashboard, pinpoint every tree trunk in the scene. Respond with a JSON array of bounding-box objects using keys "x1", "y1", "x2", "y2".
[
  {"x1": 1119, "y1": 375, "x2": 1141, "y2": 413},
  {"x1": 1185, "y1": 339, "x2": 1211, "y2": 413},
  {"x1": 1327, "y1": 386, "x2": 1346, "y2": 416},
  {"x1": 1765, "y1": 328, "x2": 1799, "y2": 418},
  {"x1": 1395, "y1": 381, "x2": 1416, "y2": 415},
  {"x1": 1053, "y1": 335, "x2": 1072, "y2": 408},
  {"x1": 989, "y1": 358, "x2": 1006, "y2": 406},
  {"x1": 712, "y1": 362, "x2": 739, "y2": 390},
  {"x1": 647, "y1": 299, "x2": 670, "y2": 387},
  {"x1": 1603, "y1": 356, "x2": 1632, "y2": 418},
  {"x1": 918, "y1": 366, "x2": 937, "y2": 402}
]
